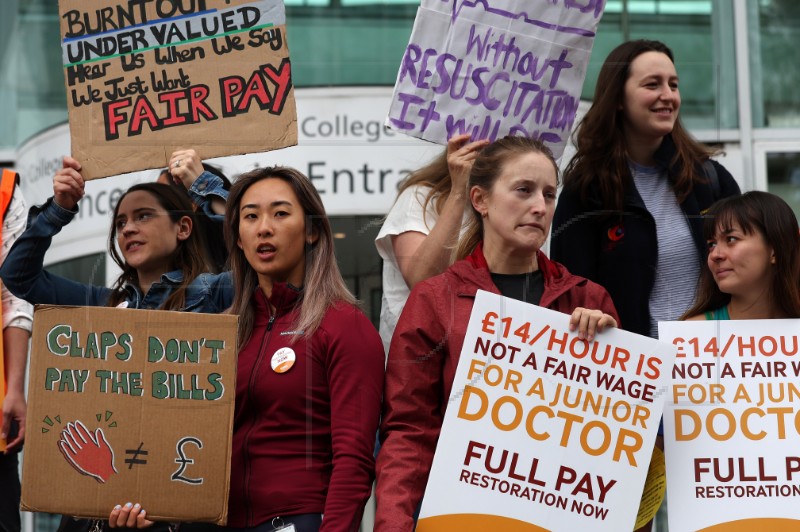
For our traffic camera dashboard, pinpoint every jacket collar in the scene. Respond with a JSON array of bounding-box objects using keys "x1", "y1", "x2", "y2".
[
  {"x1": 652, "y1": 133, "x2": 679, "y2": 172},
  {"x1": 253, "y1": 281, "x2": 302, "y2": 316},
  {"x1": 123, "y1": 269, "x2": 184, "y2": 298},
  {"x1": 465, "y1": 242, "x2": 561, "y2": 283},
  {"x1": 162, "y1": 270, "x2": 184, "y2": 284},
  {"x1": 460, "y1": 242, "x2": 582, "y2": 304}
]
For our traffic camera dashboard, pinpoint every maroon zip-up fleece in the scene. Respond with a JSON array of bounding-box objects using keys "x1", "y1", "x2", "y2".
[{"x1": 229, "y1": 283, "x2": 384, "y2": 531}]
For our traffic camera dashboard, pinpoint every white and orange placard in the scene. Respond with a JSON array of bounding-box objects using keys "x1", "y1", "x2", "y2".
[
  {"x1": 660, "y1": 320, "x2": 800, "y2": 532},
  {"x1": 417, "y1": 290, "x2": 676, "y2": 531}
]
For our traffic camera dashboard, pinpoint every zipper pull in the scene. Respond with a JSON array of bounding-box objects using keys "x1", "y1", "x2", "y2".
[{"x1": 267, "y1": 314, "x2": 275, "y2": 331}]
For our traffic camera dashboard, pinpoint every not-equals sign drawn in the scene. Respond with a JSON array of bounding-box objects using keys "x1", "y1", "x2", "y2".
[{"x1": 125, "y1": 442, "x2": 148, "y2": 469}]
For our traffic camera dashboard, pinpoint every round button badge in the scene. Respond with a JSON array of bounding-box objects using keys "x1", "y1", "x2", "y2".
[{"x1": 271, "y1": 347, "x2": 296, "y2": 373}]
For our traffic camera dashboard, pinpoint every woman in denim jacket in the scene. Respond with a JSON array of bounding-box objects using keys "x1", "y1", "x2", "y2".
[
  {"x1": 0, "y1": 156, "x2": 233, "y2": 531},
  {"x1": 0, "y1": 155, "x2": 232, "y2": 312}
]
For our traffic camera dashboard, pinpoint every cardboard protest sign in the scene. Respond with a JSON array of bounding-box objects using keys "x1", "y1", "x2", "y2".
[
  {"x1": 417, "y1": 291, "x2": 676, "y2": 531},
  {"x1": 22, "y1": 306, "x2": 238, "y2": 524},
  {"x1": 59, "y1": 0, "x2": 297, "y2": 180},
  {"x1": 660, "y1": 320, "x2": 800, "y2": 532},
  {"x1": 387, "y1": 0, "x2": 604, "y2": 158}
]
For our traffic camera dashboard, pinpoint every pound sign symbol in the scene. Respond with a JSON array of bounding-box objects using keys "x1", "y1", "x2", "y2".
[{"x1": 171, "y1": 437, "x2": 203, "y2": 485}]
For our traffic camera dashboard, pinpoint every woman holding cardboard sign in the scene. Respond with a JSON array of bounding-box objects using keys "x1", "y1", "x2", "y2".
[
  {"x1": 0, "y1": 157, "x2": 233, "y2": 532},
  {"x1": 683, "y1": 191, "x2": 800, "y2": 321},
  {"x1": 375, "y1": 136, "x2": 618, "y2": 530}
]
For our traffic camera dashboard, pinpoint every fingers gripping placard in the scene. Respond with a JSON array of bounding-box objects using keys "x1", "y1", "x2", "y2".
[
  {"x1": 417, "y1": 291, "x2": 676, "y2": 532},
  {"x1": 22, "y1": 306, "x2": 238, "y2": 524}
]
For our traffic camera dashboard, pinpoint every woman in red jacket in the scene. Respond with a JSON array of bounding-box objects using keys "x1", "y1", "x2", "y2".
[
  {"x1": 374, "y1": 136, "x2": 619, "y2": 531},
  {"x1": 110, "y1": 166, "x2": 384, "y2": 532},
  {"x1": 151, "y1": 166, "x2": 380, "y2": 532}
]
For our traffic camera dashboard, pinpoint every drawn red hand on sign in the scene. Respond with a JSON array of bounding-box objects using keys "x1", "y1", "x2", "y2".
[{"x1": 57, "y1": 420, "x2": 118, "y2": 483}]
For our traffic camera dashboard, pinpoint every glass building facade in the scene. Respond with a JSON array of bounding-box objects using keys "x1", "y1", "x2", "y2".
[
  {"x1": 3, "y1": 1, "x2": 800, "y2": 531},
  {"x1": 5, "y1": 1, "x2": 800, "y2": 196}
]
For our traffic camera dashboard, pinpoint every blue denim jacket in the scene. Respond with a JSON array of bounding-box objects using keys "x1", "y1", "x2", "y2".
[
  {"x1": 188, "y1": 170, "x2": 226, "y2": 223},
  {"x1": 0, "y1": 174, "x2": 233, "y2": 312}
]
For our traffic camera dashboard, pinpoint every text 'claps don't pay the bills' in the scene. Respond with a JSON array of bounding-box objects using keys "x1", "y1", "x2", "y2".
[{"x1": 22, "y1": 305, "x2": 238, "y2": 524}]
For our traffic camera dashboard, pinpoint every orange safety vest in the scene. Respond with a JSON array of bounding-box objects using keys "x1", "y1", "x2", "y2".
[{"x1": 0, "y1": 169, "x2": 19, "y2": 450}]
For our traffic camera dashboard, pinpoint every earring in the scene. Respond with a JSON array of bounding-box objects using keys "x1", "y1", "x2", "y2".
[{"x1": 481, "y1": 211, "x2": 488, "y2": 219}]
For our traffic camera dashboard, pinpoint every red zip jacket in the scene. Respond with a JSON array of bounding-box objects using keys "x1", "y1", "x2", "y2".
[
  {"x1": 374, "y1": 245, "x2": 619, "y2": 531},
  {"x1": 229, "y1": 283, "x2": 384, "y2": 530}
]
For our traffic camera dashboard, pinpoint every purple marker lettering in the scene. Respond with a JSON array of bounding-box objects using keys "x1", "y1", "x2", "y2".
[
  {"x1": 398, "y1": 44, "x2": 422, "y2": 84},
  {"x1": 484, "y1": 72, "x2": 509, "y2": 110},
  {"x1": 465, "y1": 24, "x2": 493, "y2": 62},
  {"x1": 547, "y1": 49, "x2": 573, "y2": 88},
  {"x1": 566, "y1": 0, "x2": 604, "y2": 19},
  {"x1": 466, "y1": 67, "x2": 490, "y2": 106},
  {"x1": 502, "y1": 80, "x2": 520, "y2": 117},
  {"x1": 488, "y1": 34, "x2": 516, "y2": 69},
  {"x1": 417, "y1": 48, "x2": 439, "y2": 89},
  {"x1": 431, "y1": 53, "x2": 456, "y2": 95},
  {"x1": 449, "y1": 61, "x2": 474, "y2": 99},
  {"x1": 417, "y1": 100, "x2": 441, "y2": 132},
  {"x1": 445, "y1": 114, "x2": 467, "y2": 137},
  {"x1": 520, "y1": 89, "x2": 545, "y2": 124},
  {"x1": 500, "y1": 36, "x2": 521, "y2": 71},
  {"x1": 513, "y1": 82, "x2": 541, "y2": 118},
  {"x1": 390, "y1": 92, "x2": 424, "y2": 130},
  {"x1": 452, "y1": 0, "x2": 597, "y2": 37}
]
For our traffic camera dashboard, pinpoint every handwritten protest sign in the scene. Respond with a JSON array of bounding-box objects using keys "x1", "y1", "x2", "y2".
[
  {"x1": 59, "y1": 0, "x2": 297, "y2": 180},
  {"x1": 387, "y1": 0, "x2": 604, "y2": 158},
  {"x1": 21, "y1": 306, "x2": 238, "y2": 524},
  {"x1": 660, "y1": 320, "x2": 800, "y2": 532},
  {"x1": 416, "y1": 291, "x2": 675, "y2": 531}
]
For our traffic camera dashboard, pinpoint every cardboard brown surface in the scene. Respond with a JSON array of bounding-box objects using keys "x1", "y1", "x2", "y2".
[
  {"x1": 59, "y1": 0, "x2": 297, "y2": 180},
  {"x1": 22, "y1": 306, "x2": 238, "y2": 524}
]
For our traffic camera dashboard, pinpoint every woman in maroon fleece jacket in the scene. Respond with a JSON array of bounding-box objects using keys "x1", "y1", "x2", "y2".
[
  {"x1": 374, "y1": 136, "x2": 619, "y2": 531},
  {"x1": 110, "y1": 166, "x2": 383, "y2": 532},
  {"x1": 226, "y1": 166, "x2": 384, "y2": 531},
  {"x1": 184, "y1": 166, "x2": 383, "y2": 532}
]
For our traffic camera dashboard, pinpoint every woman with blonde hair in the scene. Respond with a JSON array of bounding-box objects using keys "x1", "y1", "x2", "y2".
[{"x1": 376, "y1": 136, "x2": 618, "y2": 530}]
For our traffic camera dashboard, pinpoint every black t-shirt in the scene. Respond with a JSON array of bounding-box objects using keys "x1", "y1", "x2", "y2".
[{"x1": 490, "y1": 270, "x2": 544, "y2": 305}]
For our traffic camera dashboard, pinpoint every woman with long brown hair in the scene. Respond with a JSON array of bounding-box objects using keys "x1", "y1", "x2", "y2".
[
  {"x1": 0, "y1": 156, "x2": 233, "y2": 532},
  {"x1": 551, "y1": 39, "x2": 742, "y2": 532},
  {"x1": 0, "y1": 156, "x2": 231, "y2": 313},
  {"x1": 180, "y1": 166, "x2": 383, "y2": 532},
  {"x1": 551, "y1": 39, "x2": 740, "y2": 338},
  {"x1": 683, "y1": 191, "x2": 800, "y2": 321}
]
